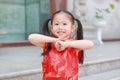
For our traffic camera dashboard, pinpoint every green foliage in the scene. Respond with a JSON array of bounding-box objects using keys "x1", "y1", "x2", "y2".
[
  {"x1": 110, "y1": 3, "x2": 115, "y2": 9},
  {"x1": 95, "y1": 3, "x2": 115, "y2": 19}
]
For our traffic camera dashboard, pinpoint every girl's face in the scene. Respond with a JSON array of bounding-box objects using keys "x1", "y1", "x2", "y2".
[{"x1": 51, "y1": 13, "x2": 76, "y2": 39}]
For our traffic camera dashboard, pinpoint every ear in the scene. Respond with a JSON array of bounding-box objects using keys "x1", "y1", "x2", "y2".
[
  {"x1": 71, "y1": 25, "x2": 76, "y2": 32},
  {"x1": 50, "y1": 25, "x2": 53, "y2": 33}
]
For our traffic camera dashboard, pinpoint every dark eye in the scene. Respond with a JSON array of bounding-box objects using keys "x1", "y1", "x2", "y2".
[
  {"x1": 55, "y1": 23, "x2": 59, "y2": 25},
  {"x1": 63, "y1": 23, "x2": 67, "y2": 25}
]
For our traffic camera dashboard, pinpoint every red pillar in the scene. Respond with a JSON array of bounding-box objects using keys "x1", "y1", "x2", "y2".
[{"x1": 50, "y1": 0, "x2": 67, "y2": 16}]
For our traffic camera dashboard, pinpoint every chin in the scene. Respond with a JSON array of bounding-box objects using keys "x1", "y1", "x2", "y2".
[{"x1": 55, "y1": 34, "x2": 67, "y2": 39}]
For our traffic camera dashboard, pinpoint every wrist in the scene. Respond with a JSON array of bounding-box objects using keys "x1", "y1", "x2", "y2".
[{"x1": 63, "y1": 41, "x2": 69, "y2": 48}]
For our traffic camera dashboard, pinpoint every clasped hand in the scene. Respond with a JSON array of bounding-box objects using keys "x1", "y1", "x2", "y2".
[{"x1": 55, "y1": 39, "x2": 67, "y2": 51}]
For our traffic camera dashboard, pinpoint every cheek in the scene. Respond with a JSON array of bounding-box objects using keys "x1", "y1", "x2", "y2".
[
  {"x1": 66, "y1": 28, "x2": 73, "y2": 33},
  {"x1": 51, "y1": 28, "x2": 57, "y2": 35}
]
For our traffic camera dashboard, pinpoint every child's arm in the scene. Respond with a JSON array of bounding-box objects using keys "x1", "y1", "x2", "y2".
[
  {"x1": 28, "y1": 34, "x2": 58, "y2": 47},
  {"x1": 57, "y1": 40, "x2": 94, "y2": 50}
]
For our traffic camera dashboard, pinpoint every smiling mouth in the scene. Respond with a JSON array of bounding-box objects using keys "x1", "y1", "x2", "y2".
[{"x1": 57, "y1": 31, "x2": 65, "y2": 35}]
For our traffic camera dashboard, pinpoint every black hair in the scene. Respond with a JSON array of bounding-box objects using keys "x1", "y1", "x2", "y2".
[{"x1": 41, "y1": 10, "x2": 84, "y2": 64}]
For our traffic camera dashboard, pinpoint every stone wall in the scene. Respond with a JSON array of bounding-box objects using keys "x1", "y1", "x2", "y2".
[
  {"x1": 86, "y1": 0, "x2": 120, "y2": 39},
  {"x1": 71, "y1": 0, "x2": 120, "y2": 40}
]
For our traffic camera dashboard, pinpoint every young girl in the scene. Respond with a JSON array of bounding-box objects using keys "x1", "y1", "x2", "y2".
[{"x1": 28, "y1": 10, "x2": 94, "y2": 80}]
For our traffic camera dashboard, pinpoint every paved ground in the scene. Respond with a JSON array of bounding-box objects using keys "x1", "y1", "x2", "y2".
[
  {"x1": 0, "y1": 46, "x2": 42, "y2": 74},
  {"x1": 0, "y1": 41, "x2": 120, "y2": 76},
  {"x1": 79, "y1": 68, "x2": 120, "y2": 80}
]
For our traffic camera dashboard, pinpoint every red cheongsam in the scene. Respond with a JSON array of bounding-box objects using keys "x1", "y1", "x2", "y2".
[{"x1": 42, "y1": 42, "x2": 81, "y2": 80}]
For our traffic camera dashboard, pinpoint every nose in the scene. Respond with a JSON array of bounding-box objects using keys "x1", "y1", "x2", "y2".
[{"x1": 58, "y1": 24, "x2": 63, "y2": 29}]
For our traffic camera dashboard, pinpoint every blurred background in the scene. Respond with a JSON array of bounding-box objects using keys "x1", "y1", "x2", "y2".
[
  {"x1": 0, "y1": 0, "x2": 50, "y2": 42},
  {"x1": 0, "y1": 0, "x2": 120, "y2": 80},
  {"x1": 0, "y1": 0, "x2": 119, "y2": 43}
]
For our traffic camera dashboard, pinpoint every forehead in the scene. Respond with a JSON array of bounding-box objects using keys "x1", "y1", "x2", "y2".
[{"x1": 53, "y1": 12, "x2": 71, "y2": 21}]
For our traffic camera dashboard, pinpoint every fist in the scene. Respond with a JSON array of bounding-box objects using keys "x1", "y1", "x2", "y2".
[{"x1": 55, "y1": 40, "x2": 66, "y2": 51}]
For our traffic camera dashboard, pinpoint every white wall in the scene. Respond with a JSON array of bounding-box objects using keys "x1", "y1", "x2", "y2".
[
  {"x1": 67, "y1": 0, "x2": 73, "y2": 12},
  {"x1": 85, "y1": 0, "x2": 120, "y2": 39},
  {"x1": 67, "y1": 0, "x2": 120, "y2": 40}
]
